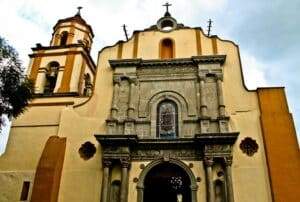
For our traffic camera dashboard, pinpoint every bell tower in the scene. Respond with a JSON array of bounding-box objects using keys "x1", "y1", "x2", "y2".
[{"x1": 28, "y1": 8, "x2": 96, "y2": 96}]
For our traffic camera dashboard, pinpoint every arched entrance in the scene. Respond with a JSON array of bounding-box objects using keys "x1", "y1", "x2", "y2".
[
  {"x1": 137, "y1": 159, "x2": 197, "y2": 202},
  {"x1": 144, "y1": 162, "x2": 190, "y2": 202}
]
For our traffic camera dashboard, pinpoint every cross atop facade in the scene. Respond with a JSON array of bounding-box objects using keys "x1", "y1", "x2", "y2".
[
  {"x1": 76, "y1": 6, "x2": 83, "y2": 16},
  {"x1": 207, "y1": 19, "x2": 213, "y2": 36},
  {"x1": 163, "y1": 2, "x2": 172, "y2": 13}
]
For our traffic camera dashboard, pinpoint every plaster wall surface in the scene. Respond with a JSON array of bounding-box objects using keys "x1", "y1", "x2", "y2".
[{"x1": 0, "y1": 26, "x2": 274, "y2": 202}]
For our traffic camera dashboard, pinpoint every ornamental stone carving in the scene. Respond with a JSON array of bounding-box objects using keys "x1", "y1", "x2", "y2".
[
  {"x1": 78, "y1": 141, "x2": 97, "y2": 160},
  {"x1": 107, "y1": 56, "x2": 230, "y2": 138},
  {"x1": 239, "y1": 137, "x2": 259, "y2": 156}
]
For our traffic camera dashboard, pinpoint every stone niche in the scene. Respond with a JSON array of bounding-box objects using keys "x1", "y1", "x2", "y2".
[{"x1": 107, "y1": 55, "x2": 228, "y2": 138}]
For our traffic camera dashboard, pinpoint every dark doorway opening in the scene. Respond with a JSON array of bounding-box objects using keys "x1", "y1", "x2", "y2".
[{"x1": 144, "y1": 162, "x2": 191, "y2": 202}]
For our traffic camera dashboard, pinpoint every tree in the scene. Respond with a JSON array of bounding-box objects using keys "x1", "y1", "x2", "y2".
[{"x1": 0, "y1": 36, "x2": 33, "y2": 130}]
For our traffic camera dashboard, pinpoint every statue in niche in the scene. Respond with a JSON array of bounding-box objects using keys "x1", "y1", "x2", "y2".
[
  {"x1": 110, "y1": 180, "x2": 121, "y2": 202},
  {"x1": 215, "y1": 179, "x2": 226, "y2": 202}
]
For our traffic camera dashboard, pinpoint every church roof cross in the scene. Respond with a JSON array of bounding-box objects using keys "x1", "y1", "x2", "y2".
[
  {"x1": 76, "y1": 6, "x2": 83, "y2": 16},
  {"x1": 163, "y1": 2, "x2": 172, "y2": 13},
  {"x1": 207, "y1": 19, "x2": 213, "y2": 36}
]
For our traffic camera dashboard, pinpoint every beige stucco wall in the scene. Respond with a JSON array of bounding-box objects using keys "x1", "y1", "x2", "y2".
[{"x1": 0, "y1": 26, "x2": 272, "y2": 202}]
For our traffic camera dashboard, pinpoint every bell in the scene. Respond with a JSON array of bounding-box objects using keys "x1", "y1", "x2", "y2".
[
  {"x1": 48, "y1": 66, "x2": 58, "y2": 77},
  {"x1": 49, "y1": 70, "x2": 56, "y2": 77}
]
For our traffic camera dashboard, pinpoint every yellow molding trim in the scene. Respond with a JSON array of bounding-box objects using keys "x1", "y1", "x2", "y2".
[
  {"x1": 29, "y1": 50, "x2": 45, "y2": 81},
  {"x1": 67, "y1": 23, "x2": 76, "y2": 44},
  {"x1": 212, "y1": 37, "x2": 218, "y2": 55},
  {"x1": 53, "y1": 34, "x2": 60, "y2": 46},
  {"x1": 11, "y1": 124, "x2": 59, "y2": 128},
  {"x1": 30, "y1": 51, "x2": 95, "y2": 74},
  {"x1": 195, "y1": 30, "x2": 202, "y2": 55},
  {"x1": 133, "y1": 33, "x2": 139, "y2": 58},
  {"x1": 58, "y1": 52, "x2": 76, "y2": 93},
  {"x1": 117, "y1": 42, "x2": 123, "y2": 59},
  {"x1": 29, "y1": 101, "x2": 74, "y2": 106}
]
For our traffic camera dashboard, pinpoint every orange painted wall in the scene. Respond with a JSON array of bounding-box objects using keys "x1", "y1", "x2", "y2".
[
  {"x1": 258, "y1": 88, "x2": 300, "y2": 202},
  {"x1": 31, "y1": 136, "x2": 66, "y2": 202}
]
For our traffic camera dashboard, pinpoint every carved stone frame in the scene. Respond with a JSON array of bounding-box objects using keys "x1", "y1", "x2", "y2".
[
  {"x1": 136, "y1": 158, "x2": 198, "y2": 202},
  {"x1": 95, "y1": 133, "x2": 239, "y2": 202},
  {"x1": 150, "y1": 92, "x2": 186, "y2": 138}
]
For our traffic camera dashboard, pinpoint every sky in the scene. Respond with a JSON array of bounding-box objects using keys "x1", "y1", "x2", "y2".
[{"x1": 0, "y1": 0, "x2": 299, "y2": 152}]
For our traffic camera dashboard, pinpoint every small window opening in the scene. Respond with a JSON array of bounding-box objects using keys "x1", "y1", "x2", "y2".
[
  {"x1": 160, "y1": 38, "x2": 174, "y2": 59},
  {"x1": 20, "y1": 181, "x2": 30, "y2": 201},
  {"x1": 44, "y1": 61, "x2": 59, "y2": 94},
  {"x1": 60, "y1": 31, "x2": 68, "y2": 46}
]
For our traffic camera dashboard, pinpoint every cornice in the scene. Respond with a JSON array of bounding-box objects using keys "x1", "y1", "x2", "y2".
[
  {"x1": 109, "y1": 55, "x2": 226, "y2": 69},
  {"x1": 95, "y1": 132, "x2": 239, "y2": 147},
  {"x1": 30, "y1": 44, "x2": 96, "y2": 71}
]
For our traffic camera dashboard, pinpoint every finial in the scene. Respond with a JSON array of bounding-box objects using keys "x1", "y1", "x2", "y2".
[
  {"x1": 163, "y1": 2, "x2": 172, "y2": 16},
  {"x1": 76, "y1": 6, "x2": 83, "y2": 16},
  {"x1": 207, "y1": 19, "x2": 213, "y2": 36}
]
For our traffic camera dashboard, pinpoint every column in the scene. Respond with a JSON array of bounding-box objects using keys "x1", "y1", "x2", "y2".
[
  {"x1": 224, "y1": 156, "x2": 234, "y2": 202},
  {"x1": 200, "y1": 79, "x2": 208, "y2": 117},
  {"x1": 111, "y1": 78, "x2": 120, "y2": 119},
  {"x1": 101, "y1": 159, "x2": 112, "y2": 202},
  {"x1": 127, "y1": 79, "x2": 136, "y2": 119},
  {"x1": 204, "y1": 157, "x2": 214, "y2": 202},
  {"x1": 217, "y1": 77, "x2": 225, "y2": 117},
  {"x1": 120, "y1": 158, "x2": 130, "y2": 202}
]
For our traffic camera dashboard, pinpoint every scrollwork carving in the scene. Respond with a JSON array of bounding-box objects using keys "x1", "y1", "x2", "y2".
[
  {"x1": 223, "y1": 156, "x2": 233, "y2": 166},
  {"x1": 240, "y1": 137, "x2": 259, "y2": 156},
  {"x1": 120, "y1": 157, "x2": 131, "y2": 168},
  {"x1": 102, "y1": 159, "x2": 112, "y2": 168},
  {"x1": 203, "y1": 157, "x2": 214, "y2": 166},
  {"x1": 130, "y1": 148, "x2": 201, "y2": 161},
  {"x1": 204, "y1": 144, "x2": 231, "y2": 155}
]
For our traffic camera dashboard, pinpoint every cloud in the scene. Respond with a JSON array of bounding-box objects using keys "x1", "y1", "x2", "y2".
[{"x1": 240, "y1": 51, "x2": 268, "y2": 89}]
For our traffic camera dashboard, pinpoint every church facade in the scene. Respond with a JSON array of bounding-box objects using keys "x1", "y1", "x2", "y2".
[{"x1": 0, "y1": 8, "x2": 299, "y2": 202}]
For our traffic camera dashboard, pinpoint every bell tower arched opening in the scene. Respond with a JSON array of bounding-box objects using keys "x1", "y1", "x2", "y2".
[
  {"x1": 60, "y1": 31, "x2": 68, "y2": 46},
  {"x1": 44, "y1": 61, "x2": 59, "y2": 94}
]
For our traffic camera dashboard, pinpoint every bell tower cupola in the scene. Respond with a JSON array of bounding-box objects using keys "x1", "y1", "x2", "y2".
[
  {"x1": 27, "y1": 7, "x2": 96, "y2": 96},
  {"x1": 50, "y1": 7, "x2": 94, "y2": 51}
]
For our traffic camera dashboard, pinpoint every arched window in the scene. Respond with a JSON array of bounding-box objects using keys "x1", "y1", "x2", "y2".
[
  {"x1": 157, "y1": 100, "x2": 178, "y2": 138},
  {"x1": 60, "y1": 31, "x2": 68, "y2": 46},
  {"x1": 83, "y1": 73, "x2": 92, "y2": 96},
  {"x1": 160, "y1": 38, "x2": 174, "y2": 59},
  {"x1": 44, "y1": 61, "x2": 59, "y2": 94}
]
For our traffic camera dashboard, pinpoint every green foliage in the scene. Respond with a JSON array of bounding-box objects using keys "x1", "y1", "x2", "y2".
[{"x1": 0, "y1": 36, "x2": 33, "y2": 129}]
